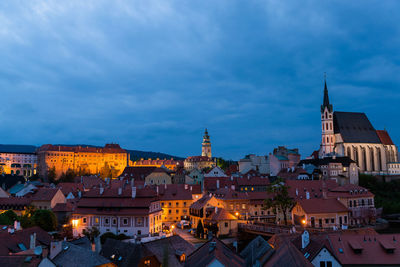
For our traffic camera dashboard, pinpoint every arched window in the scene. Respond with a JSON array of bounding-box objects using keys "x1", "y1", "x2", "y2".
[
  {"x1": 325, "y1": 111, "x2": 328, "y2": 118},
  {"x1": 370, "y1": 147, "x2": 375, "y2": 172},
  {"x1": 327, "y1": 137, "x2": 329, "y2": 144},
  {"x1": 326, "y1": 123, "x2": 328, "y2": 130},
  {"x1": 377, "y1": 147, "x2": 382, "y2": 171},
  {"x1": 353, "y1": 147, "x2": 359, "y2": 165},
  {"x1": 362, "y1": 147, "x2": 367, "y2": 171}
]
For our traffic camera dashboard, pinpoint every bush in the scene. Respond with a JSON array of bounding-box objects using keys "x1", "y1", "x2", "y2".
[
  {"x1": 0, "y1": 210, "x2": 18, "y2": 225},
  {"x1": 33, "y1": 210, "x2": 57, "y2": 231}
]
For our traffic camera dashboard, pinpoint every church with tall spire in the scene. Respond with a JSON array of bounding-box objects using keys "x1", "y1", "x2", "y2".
[{"x1": 318, "y1": 78, "x2": 398, "y2": 175}]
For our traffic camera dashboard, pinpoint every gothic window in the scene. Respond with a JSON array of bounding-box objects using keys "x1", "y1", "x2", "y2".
[
  {"x1": 325, "y1": 111, "x2": 328, "y2": 118},
  {"x1": 370, "y1": 147, "x2": 375, "y2": 172},
  {"x1": 353, "y1": 147, "x2": 359, "y2": 165},
  {"x1": 377, "y1": 148, "x2": 382, "y2": 171},
  {"x1": 322, "y1": 123, "x2": 324, "y2": 130},
  {"x1": 326, "y1": 123, "x2": 328, "y2": 130},
  {"x1": 362, "y1": 147, "x2": 367, "y2": 171},
  {"x1": 327, "y1": 137, "x2": 329, "y2": 144}
]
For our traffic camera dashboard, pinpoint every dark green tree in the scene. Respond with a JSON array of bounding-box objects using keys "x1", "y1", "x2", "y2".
[
  {"x1": 196, "y1": 220, "x2": 204, "y2": 238},
  {"x1": 263, "y1": 178, "x2": 295, "y2": 225},
  {"x1": 82, "y1": 227, "x2": 100, "y2": 243},
  {"x1": 47, "y1": 166, "x2": 57, "y2": 184},
  {"x1": 59, "y1": 169, "x2": 76, "y2": 183},
  {"x1": 0, "y1": 210, "x2": 18, "y2": 225},
  {"x1": 33, "y1": 210, "x2": 57, "y2": 231},
  {"x1": 20, "y1": 206, "x2": 36, "y2": 229}
]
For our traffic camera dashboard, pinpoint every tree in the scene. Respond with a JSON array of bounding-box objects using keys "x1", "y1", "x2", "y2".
[
  {"x1": 59, "y1": 169, "x2": 76, "y2": 183},
  {"x1": 0, "y1": 210, "x2": 18, "y2": 225},
  {"x1": 263, "y1": 179, "x2": 295, "y2": 225},
  {"x1": 33, "y1": 210, "x2": 57, "y2": 231},
  {"x1": 20, "y1": 206, "x2": 37, "y2": 229},
  {"x1": 216, "y1": 158, "x2": 230, "y2": 171},
  {"x1": 196, "y1": 220, "x2": 204, "y2": 238},
  {"x1": 47, "y1": 166, "x2": 57, "y2": 184},
  {"x1": 82, "y1": 227, "x2": 100, "y2": 243}
]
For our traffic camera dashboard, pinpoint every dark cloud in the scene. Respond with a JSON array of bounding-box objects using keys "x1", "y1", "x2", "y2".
[{"x1": 0, "y1": 1, "x2": 399, "y2": 159}]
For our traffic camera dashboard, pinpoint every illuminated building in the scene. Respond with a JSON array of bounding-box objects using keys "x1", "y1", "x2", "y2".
[
  {"x1": 71, "y1": 184, "x2": 162, "y2": 237},
  {"x1": 0, "y1": 152, "x2": 37, "y2": 177},
  {"x1": 184, "y1": 129, "x2": 215, "y2": 171},
  {"x1": 130, "y1": 158, "x2": 183, "y2": 171},
  {"x1": 37, "y1": 144, "x2": 128, "y2": 179}
]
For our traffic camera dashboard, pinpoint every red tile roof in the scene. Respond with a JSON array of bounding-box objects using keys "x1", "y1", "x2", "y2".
[
  {"x1": 297, "y1": 198, "x2": 348, "y2": 214},
  {"x1": 52, "y1": 202, "x2": 74, "y2": 212},
  {"x1": 206, "y1": 208, "x2": 237, "y2": 222},
  {"x1": 328, "y1": 184, "x2": 374, "y2": 198},
  {"x1": 119, "y1": 166, "x2": 157, "y2": 180},
  {"x1": 204, "y1": 177, "x2": 237, "y2": 191},
  {"x1": 213, "y1": 188, "x2": 249, "y2": 200},
  {"x1": 29, "y1": 188, "x2": 61, "y2": 202},
  {"x1": 155, "y1": 184, "x2": 193, "y2": 201},
  {"x1": 376, "y1": 130, "x2": 395, "y2": 145},
  {"x1": 37, "y1": 144, "x2": 126, "y2": 153},
  {"x1": 57, "y1": 183, "x2": 84, "y2": 196},
  {"x1": 327, "y1": 232, "x2": 400, "y2": 265},
  {"x1": 286, "y1": 180, "x2": 338, "y2": 200},
  {"x1": 73, "y1": 176, "x2": 106, "y2": 189},
  {"x1": 236, "y1": 176, "x2": 270, "y2": 186}
]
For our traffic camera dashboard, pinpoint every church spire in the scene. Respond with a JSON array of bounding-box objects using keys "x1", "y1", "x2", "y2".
[{"x1": 321, "y1": 75, "x2": 333, "y2": 113}]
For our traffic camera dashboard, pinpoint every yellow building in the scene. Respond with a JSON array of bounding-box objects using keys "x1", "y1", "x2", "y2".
[
  {"x1": 37, "y1": 144, "x2": 128, "y2": 179},
  {"x1": 157, "y1": 184, "x2": 195, "y2": 224},
  {"x1": 145, "y1": 168, "x2": 172, "y2": 185}
]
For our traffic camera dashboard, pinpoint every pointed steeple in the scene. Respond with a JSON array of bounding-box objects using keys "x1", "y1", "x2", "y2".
[{"x1": 321, "y1": 76, "x2": 333, "y2": 113}]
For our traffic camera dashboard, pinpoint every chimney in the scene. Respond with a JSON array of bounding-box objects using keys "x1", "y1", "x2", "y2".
[
  {"x1": 216, "y1": 180, "x2": 220, "y2": 189},
  {"x1": 30, "y1": 233, "x2": 36, "y2": 250},
  {"x1": 14, "y1": 221, "x2": 21, "y2": 231},
  {"x1": 78, "y1": 190, "x2": 82, "y2": 199},
  {"x1": 100, "y1": 187, "x2": 104, "y2": 195},
  {"x1": 185, "y1": 184, "x2": 188, "y2": 190},
  {"x1": 118, "y1": 187, "x2": 122, "y2": 195},
  {"x1": 50, "y1": 241, "x2": 63, "y2": 259},
  {"x1": 295, "y1": 188, "x2": 299, "y2": 196},
  {"x1": 156, "y1": 186, "x2": 159, "y2": 195},
  {"x1": 131, "y1": 178, "x2": 134, "y2": 187},
  {"x1": 80, "y1": 176, "x2": 83, "y2": 184},
  {"x1": 306, "y1": 191, "x2": 310, "y2": 199},
  {"x1": 132, "y1": 187, "x2": 136, "y2": 198},
  {"x1": 231, "y1": 185, "x2": 235, "y2": 191},
  {"x1": 190, "y1": 186, "x2": 192, "y2": 191}
]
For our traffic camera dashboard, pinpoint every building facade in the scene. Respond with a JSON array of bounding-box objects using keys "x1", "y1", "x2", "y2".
[
  {"x1": 71, "y1": 186, "x2": 162, "y2": 237},
  {"x1": 37, "y1": 144, "x2": 128, "y2": 179},
  {"x1": 318, "y1": 80, "x2": 398, "y2": 174},
  {"x1": 0, "y1": 152, "x2": 37, "y2": 177}
]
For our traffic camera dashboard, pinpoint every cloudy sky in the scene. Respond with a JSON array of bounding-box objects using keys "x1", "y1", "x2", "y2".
[{"x1": 0, "y1": 1, "x2": 399, "y2": 159}]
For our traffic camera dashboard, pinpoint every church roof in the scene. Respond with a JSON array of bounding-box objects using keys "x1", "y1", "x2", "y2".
[
  {"x1": 321, "y1": 80, "x2": 333, "y2": 113},
  {"x1": 333, "y1": 112, "x2": 381, "y2": 144},
  {"x1": 376, "y1": 130, "x2": 395, "y2": 145}
]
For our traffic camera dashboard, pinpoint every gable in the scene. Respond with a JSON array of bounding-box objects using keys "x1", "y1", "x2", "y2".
[{"x1": 311, "y1": 246, "x2": 341, "y2": 267}]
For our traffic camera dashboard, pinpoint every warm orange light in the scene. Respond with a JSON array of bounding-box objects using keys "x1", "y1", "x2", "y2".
[
  {"x1": 235, "y1": 212, "x2": 239, "y2": 216},
  {"x1": 301, "y1": 219, "x2": 306, "y2": 225},
  {"x1": 171, "y1": 225, "x2": 175, "y2": 229},
  {"x1": 72, "y1": 219, "x2": 79, "y2": 227}
]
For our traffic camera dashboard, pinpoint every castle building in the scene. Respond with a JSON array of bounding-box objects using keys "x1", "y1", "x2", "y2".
[
  {"x1": 37, "y1": 144, "x2": 128, "y2": 179},
  {"x1": 0, "y1": 151, "x2": 37, "y2": 177},
  {"x1": 184, "y1": 129, "x2": 215, "y2": 171},
  {"x1": 318, "y1": 80, "x2": 398, "y2": 174},
  {"x1": 201, "y1": 128, "x2": 212, "y2": 158}
]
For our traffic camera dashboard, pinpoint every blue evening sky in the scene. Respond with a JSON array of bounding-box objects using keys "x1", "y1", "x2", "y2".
[{"x1": 0, "y1": 1, "x2": 399, "y2": 160}]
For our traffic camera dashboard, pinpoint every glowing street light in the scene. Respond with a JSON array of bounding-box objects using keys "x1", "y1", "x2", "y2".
[{"x1": 301, "y1": 219, "x2": 306, "y2": 225}]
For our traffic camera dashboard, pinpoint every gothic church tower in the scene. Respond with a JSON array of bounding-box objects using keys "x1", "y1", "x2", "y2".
[
  {"x1": 319, "y1": 79, "x2": 335, "y2": 158},
  {"x1": 202, "y1": 128, "x2": 212, "y2": 158}
]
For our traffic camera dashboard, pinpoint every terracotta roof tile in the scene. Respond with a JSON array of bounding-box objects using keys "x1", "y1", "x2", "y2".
[{"x1": 297, "y1": 198, "x2": 348, "y2": 214}]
